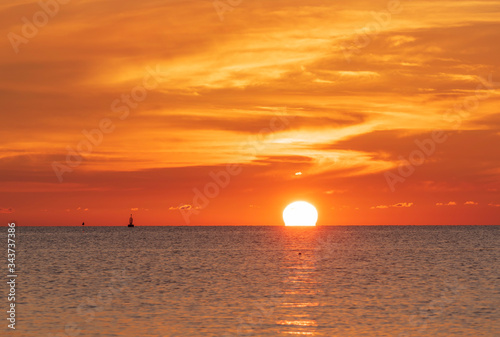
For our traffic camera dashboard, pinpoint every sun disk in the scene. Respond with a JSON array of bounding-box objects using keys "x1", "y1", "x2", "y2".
[{"x1": 283, "y1": 201, "x2": 318, "y2": 226}]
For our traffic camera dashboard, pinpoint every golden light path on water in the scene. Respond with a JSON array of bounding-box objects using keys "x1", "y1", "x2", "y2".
[{"x1": 276, "y1": 227, "x2": 322, "y2": 335}]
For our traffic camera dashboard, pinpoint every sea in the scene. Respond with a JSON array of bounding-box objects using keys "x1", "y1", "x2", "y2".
[{"x1": 3, "y1": 225, "x2": 499, "y2": 336}]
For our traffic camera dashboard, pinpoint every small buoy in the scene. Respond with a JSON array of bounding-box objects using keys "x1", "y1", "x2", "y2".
[{"x1": 298, "y1": 252, "x2": 302, "y2": 255}]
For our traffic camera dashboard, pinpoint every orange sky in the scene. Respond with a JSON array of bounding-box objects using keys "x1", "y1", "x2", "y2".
[{"x1": 1, "y1": 0, "x2": 499, "y2": 225}]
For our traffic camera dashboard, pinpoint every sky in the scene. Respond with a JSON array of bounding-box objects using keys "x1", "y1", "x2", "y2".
[{"x1": 0, "y1": 0, "x2": 499, "y2": 225}]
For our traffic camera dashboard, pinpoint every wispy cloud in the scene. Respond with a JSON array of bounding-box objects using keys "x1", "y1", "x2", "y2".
[
  {"x1": 436, "y1": 202, "x2": 457, "y2": 206},
  {"x1": 169, "y1": 204, "x2": 199, "y2": 211},
  {"x1": 371, "y1": 202, "x2": 413, "y2": 209},
  {"x1": 0, "y1": 208, "x2": 14, "y2": 214}
]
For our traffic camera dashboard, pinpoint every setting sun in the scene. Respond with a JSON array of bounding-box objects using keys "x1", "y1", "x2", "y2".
[{"x1": 283, "y1": 201, "x2": 318, "y2": 226}]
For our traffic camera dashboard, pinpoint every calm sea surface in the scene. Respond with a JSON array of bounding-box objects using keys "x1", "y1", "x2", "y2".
[{"x1": 3, "y1": 226, "x2": 499, "y2": 336}]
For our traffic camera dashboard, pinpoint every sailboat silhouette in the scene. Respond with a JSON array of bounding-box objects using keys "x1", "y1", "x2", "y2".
[{"x1": 128, "y1": 214, "x2": 134, "y2": 227}]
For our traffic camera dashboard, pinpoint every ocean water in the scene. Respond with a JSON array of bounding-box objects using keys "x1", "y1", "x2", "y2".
[{"x1": 4, "y1": 225, "x2": 499, "y2": 336}]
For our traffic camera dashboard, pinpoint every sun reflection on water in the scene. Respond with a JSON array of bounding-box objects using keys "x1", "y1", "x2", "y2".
[{"x1": 276, "y1": 228, "x2": 324, "y2": 336}]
